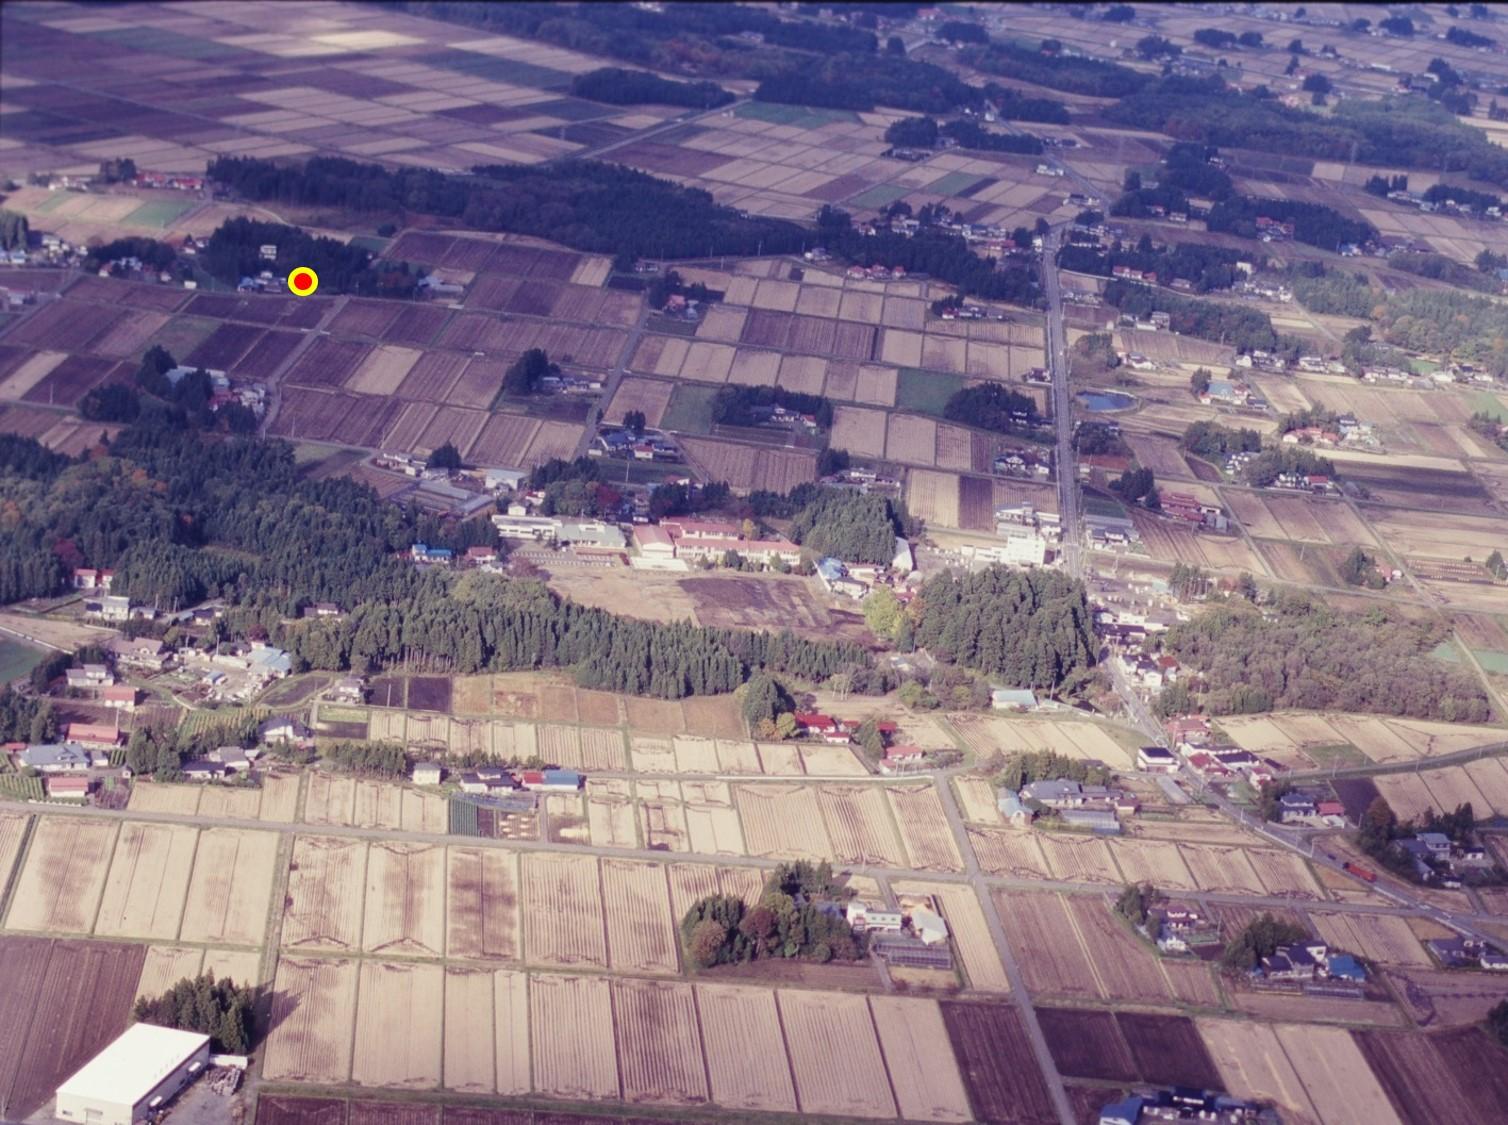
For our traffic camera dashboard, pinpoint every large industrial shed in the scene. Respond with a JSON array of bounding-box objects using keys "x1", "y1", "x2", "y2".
[{"x1": 54, "y1": 1023, "x2": 210, "y2": 1125}]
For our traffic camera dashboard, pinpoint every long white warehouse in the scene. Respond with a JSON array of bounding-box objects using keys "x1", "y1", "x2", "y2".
[{"x1": 55, "y1": 1023, "x2": 210, "y2": 1125}]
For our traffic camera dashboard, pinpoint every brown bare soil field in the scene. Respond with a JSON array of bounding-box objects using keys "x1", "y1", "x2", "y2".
[
  {"x1": 92, "y1": 822, "x2": 196, "y2": 940},
  {"x1": 260, "y1": 773, "x2": 301, "y2": 822},
  {"x1": 254, "y1": 1096, "x2": 348, "y2": 1125},
  {"x1": 134, "y1": 946, "x2": 204, "y2": 1004},
  {"x1": 970, "y1": 828, "x2": 1052, "y2": 879},
  {"x1": 1386, "y1": 965, "x2": 1508, "y2": 1027},
  {"x1": 887, "y1": 785, "x2": 963, "y2": 871},
  {"x1": 1275, "y1": 1023, "x2": 1402, "y2": 1125},
  {"x1": 362, "y1": 842, "x2": 445, "y2": 956},
  {"x1": 1064, "y1": 895, "x2": 1183, "y2": 1005},
  {"x1": 1311, "y1": 911, "x2": 1430, "y2": 967},
  {"x1": 1199, "y1": 1018, "x2": 1318, "y2": 1124},
  {"x1": 521, "y1": 852, "x2": 607, "y2": 968},
  {"x1": 351, "y1": 959, "x2": 442, "y2": 1089},
  {"x1": 1118, "y1": 1012, "x2": 1221, "y2": 1089},
  {"x1": 263, "y1": 956, "x2": 358, "y2": 1083},
  {"x1": 0, "y1": 936, "x2": 147, "y2": 1121},
  {"x1": 179, "y1": 827, "x2": 279, "y2": 945},
  {"x1": 817, "y1": 785, "x2": 906, "y2": 868},
  {"x1": 611, "y1": 978, "x2": 708, "y2": 1106},
  {"x1": 530, "y1": 972, "x2": 620, "y2": 1101},
  {"x1": 940, "y1": 1000, "x2": 1059, "y2": 1125},
  {"x1": 831, "y1": 404, "x2": 887, "y2": 457},
  {"x1": 465, "y1": 414, "x2": 539, "y2": 466},
  {"x1": 779, "y1": 988, "x2": 896, "y2": 1119},
  {"x1": 624, "y1": 695, "x2": 686, "y2": 735},
  {"x1": 1353, "y1": 1028, "x2": 1485, "y2": 1124},
  {"x1": 736, "y1": 783, "x2": 832, "y2": 860},
  {"x1": 870, "y1": 995, "x2": 973, "y2": 1122},
  {"x1": 281, "y1": 836, "x2": 367, "y2": 951},
  {"x1": 601, "y1": 859, "x2": 678, "y2": 974},
  {"x1": 445, "y1": 846, "x2": 519, "y2": 961},
  {"x1": 887, "y1": 412, "x2": 938, "y2": 466},
  {"x1": 0, "y1": 808, "x2": 26, "y2": 886},
  {"x1": 1177, "y1": 842, "x2": 1265, "y2": 896},
  {"x1": 1245, "y1": 849, "x2": 1324, "y2": 899},
  {"x1": 908, "y1": 468, "x2": 962, "y2": 528},
  {"x1": 571, "y1": 689, "x2": 619, "y2": 726},
  {"x1": 197, "y1": 785, "x2": 261, "y2": 821},
  {"x1": 696, "y1": 982, "x2": 798, "y2": 1112},
  {"x1": 954, "y1": 776, "x2": 1005, "y2": 825},
  {"x1": 1038, "y1": 1007, "x2": 1137, "y2": 1082},
  {"x1": 6, "y1": 818, "x2": 116, "y2": 934},
  {"x1": 1036, "y1": 833, "x2": 1122, "y2": 885},
  {"x1": 1108, "y1": 836, "x2": 1198, "y2": 892},
  {"x1": 995, "y1": 890, "x2": 1100, "y2": 1000},
  {"x1": 678, "y1": 695, "x2": 743, "y2": 740}
]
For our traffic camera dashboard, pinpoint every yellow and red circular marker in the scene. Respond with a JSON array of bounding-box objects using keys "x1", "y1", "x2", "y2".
[{"x1": 288, "y1": 267, "x2": 319, "y2": 296}]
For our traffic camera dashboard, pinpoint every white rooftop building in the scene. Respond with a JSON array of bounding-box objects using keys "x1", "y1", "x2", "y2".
[{"x1": 55, "y1": 1023, "x2": 211, "y2": 1125}]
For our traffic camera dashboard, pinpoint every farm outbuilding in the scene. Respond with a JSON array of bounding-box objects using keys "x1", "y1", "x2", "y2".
[{"x1": 55, "y1": 1023, "x2": 210, "y2": 1125}]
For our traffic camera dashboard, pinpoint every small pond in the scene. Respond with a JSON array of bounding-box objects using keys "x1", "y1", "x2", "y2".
[{"x1": 1075, "y1": 389, "x2": 1138, "y2": 412}]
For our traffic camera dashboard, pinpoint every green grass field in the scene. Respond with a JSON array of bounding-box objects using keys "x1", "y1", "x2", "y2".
[
  {"x1": 349, "y1": 235, "x2": 392, "y2": 254},
  {"x1": 1306, "y1": 742, "x2": 1368, "y2": 768},
  {"x1": 34, "y1": 192, "x2": 73, "y2": 214},
  {"x1": 124, "y1": 198, "x2": 195, "y2": 228},
  {"x1": 146, "y1": 315, "x2": 219, "y2": 361},
  {"x1": 928, "y1": 171, "x2": 985, "y2": 196},
  {"x1": 847, "y1": 183, "x2": 910, "y2": 211},
  {"x1": 735, "y1": 102, "x2": 858, "y2": 129},
  {"x1": 1471, "y1": 391, "x2": 1508, "y2": 422},
  {"x1": 0, "y1": 638, "x2": 46, "y2": 684},
  {"x1": 1431, "y1": 639, "x2": 1463, "y2": 664},
  {"x1": 896, "y1": 368, "x2": 965, "y2": 417},
  {"x1": 1472, "y1": 649, "x2": 1508, "y2": 675},
  {"x1": 661, "y1": 383, "x2": 721, "y2": 435}
]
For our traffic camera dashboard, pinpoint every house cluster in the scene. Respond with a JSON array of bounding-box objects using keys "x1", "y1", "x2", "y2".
[
  {"x1": 59, "y1": 663, "x2": 139, "y2": 712},
  {"x1": 936, "y1": 302, "x2": 995, "y2": 322},
  {"x1": 1157, "y1": 716, "x2": 1279, "y2": 787},
  {"x1": 1425, "y1": 935, "x2": 1508, "y2": 972},
  {"x1": 632, "y1": 517, "x2": 800, "y2": 572},
  {"x1": 1282, "y1": 416, "x2": 1377, "y2": 450},
  {"x1": 1388, "y1": 830, "x2": 1493, "y2": 886},
  {"x1": 1159, "y1": 491, "x2": 1228, "y2": 532},
  {"x1": 844, "y1": 264, "x2": 909, "y2": 282},
  {"x1": 1274, "y1": 788, "x2": 1348, "y2": 826},
  {"x1": 962, "y1": 501, "x2": 1059, "y2": 569},
  {"x1": 593, "y1": 426, "x2": 682, "y2": 463},
  {"x1": 85, "y1": 594, "x2": 155, "y2": 624},
  {"x1": 1382, "y1": 186, "x2": 1501, "y2": 222},
  {"x1": 1253, "y1": 215, "x2": 1296, "y2": 242},
  {"x1": 990, "y1": 449, "x2": 1052, "y2": 481},
  {"x1": 1147, "y1": 904, "x2": 1223, "y2": 957},
  {"x1": 1234, "y1": 278, "x2": 1293, "y2": 303},
  {"x1": 180, "y1": 744, "x2": 260, "y2": 782},
  {"x1": 1196, "y1": 378, "x2": 1255, "y2": 408},
  {"x1": 452, "y1": 765, "x2": 582, "y2": 796},
  {"x1": 163, "y1": 365, "x2": 266, "y2": 420},
  {"x1": 1271, "y1": 471, "x2": 1337, "y2": 496},
  {"x1": 1295, "y1": 355, "x2": 1348, "y2": 375},
  {"x1": 1111, "y1": 264, "x2": 1157, "y2": 286},
  {"x1": 4, "y1": 231, "x2": 83, "y2": 269},
  {"x1": 1359, "y1": 364, "x2": 1422, "y2": 386},
  {"x1": 1096, "y1": 1087, "x2": 1269, "y2": 1125},
  {"x1": 490, "y1": 511, "x2": 628, "y2": 556},
  {"x1": 1232, "y1": 350, "x2": 1287, "y2": 375},
  {"x1": 171, "y1": 642, "x2": 292, "y2": 703},
  {"x1": 1006, "y1": 778, "x2": 1140, "y2": 833},
  {"x1": 844, "y1": 899, "x2": 952, "y2": 970},
  {"x1": 823, "y1": 465, "x2": 903, "y2": 498},
  {"x1": 1250, "y1": 939, "x2": 1367, "y2": 989},
  {"x1": 133, "y1": 170, "x2": 204, "y2": 192}
]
